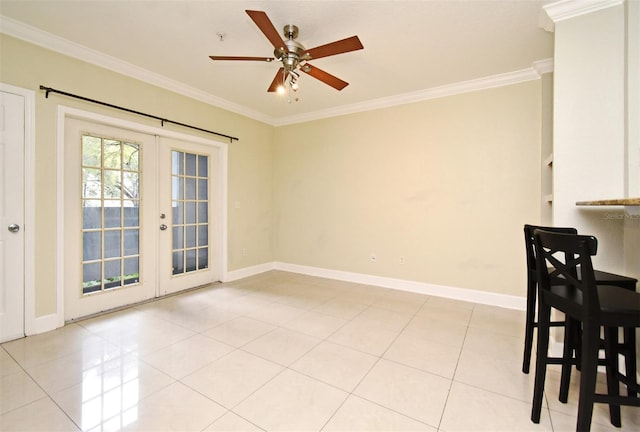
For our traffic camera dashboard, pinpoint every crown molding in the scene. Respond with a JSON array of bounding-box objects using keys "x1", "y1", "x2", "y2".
[
  {"x1": 274, "y1": 59, "x2": 554, "y2": 126},
  {"x1": 0, "y1": 15, "x2": 275, "y2": 125},
  {"x1": 1, "y1": 14, "x2": 553, "y2": 127},
  {"x1": 543, "y1": 0, "x2": 624, "y2": 23}
]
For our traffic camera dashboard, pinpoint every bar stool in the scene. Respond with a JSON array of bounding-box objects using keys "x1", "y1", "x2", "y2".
[
  {"x1": 521, "y1": 224, "x2": 637, "y2": 374},
  {"x1": 530, "y1": 229, "x2": 640, "y2": 431}
]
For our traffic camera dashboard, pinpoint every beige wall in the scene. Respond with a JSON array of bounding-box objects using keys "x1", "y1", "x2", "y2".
[
  {"x1": 0, "y1": 34, "x2": 274, "y2": 317},
  {"x1": 273, "y1": 81, "x2": 542, "y2": 296},
  {"x1": 1, "y1": 32, "x2": 546, "y2": 321}
]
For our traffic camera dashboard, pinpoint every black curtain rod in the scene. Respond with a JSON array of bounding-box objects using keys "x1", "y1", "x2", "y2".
[{"x1": 39, "y1": 85, "x2": 239, "y2": 142}]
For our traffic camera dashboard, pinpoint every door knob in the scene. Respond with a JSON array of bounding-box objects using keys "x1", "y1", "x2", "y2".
[
  {"x1": 7, "y1": 224, "x2": 20, "y2": 233},
  {"x1": 160, "y1": 224, "x2": 167, "y2": 231}
]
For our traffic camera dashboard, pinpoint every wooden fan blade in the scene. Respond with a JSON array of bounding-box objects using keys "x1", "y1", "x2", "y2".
[
  {"x1": 303, "y1": 36, "x2": 363, "y2": 60},
  {"x1": 209, "y1": 56, "x2": 275, "y2": 62},
  {"x1": 301, "y1": 64, "x2": 349, "y2": 90},
  {"x1": 267, "y1": 68, "x2": 289, "y2": 92},
  {"x1": 246, "y1": 10, "x2": 287, "y2": 51}
]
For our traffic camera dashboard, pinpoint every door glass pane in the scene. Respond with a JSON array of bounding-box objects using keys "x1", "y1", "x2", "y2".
[
  {"x1": 83, "y1": 232, "x2": 101, "y2": 261},
  {"x1": 82, "y1": 168, "x2": 101, "y2": 199},
  {"x1": 104, "y1": 260, "x2": 121, "y2": 289},
  {"x1": 171, "y1": 150, "x2": 209, "y2": 276},
  {"x1": 172, "y1": 226, "x2": 184, "y2": 249},
  {"x1": 186, "y1": 153, "x2": 197, "y2": 176},
  {"x1": 185, "y1": 178, "x2": 196, "y2": 200},
  {"x1": 198, "y1": 202, "x2": 208, "y2": 223},
  {"x1": 123, "y1": 172, "x2": 139, "y2": 198},
  {"x1": 123, "y1": 142, "x2": 139, "y2": 171},
  {"x1": 172, "y1": 177, "x2": 184, "y2": 200},
  {"x1": 82, "y1": 136, "x2": 102, "y2": 167},
  {"x1": 83, "y1": 200, "x2": 101, "y2": 229},
  {"x1": 124, "y1": 229, "x2": 139, "y2": 255},
  {"x1": 81, "y1": 134, "x2": 141, "y2": 294},
  {"x1": 123, "y1": 202, "x2": 139, "y2": 227},
  {"x1": 83, "y1": 263, "x2": 101, "y2": 294},
  {"x1": 103, "y1": 170, "x2": 122, "y2": 198},
  {"x1": 198, "y1": 179, "x2": 207, "y2": 200},
  {"x1": 103, "y1": 140, "x2": 121, "y2": 169},
  {"x1": 197, "y1": 155, "x2": 208, "y2": 177},
  {"x1": 185, "y1": 226, "x2": 196, "y2": 248},
  {"x1": 173, "y1": 251, "x2": 184, "y2": 275},
  {"x1": 172, "y1": 151, "x2": 184, "y2": 175},
  {"x1": 185, "y1": 202, "x2": 196, "y2": 224},
  {"x1": 198, "y1": 247, "x2": 208, "y2": 270},
  {"x1": 104, "y1": 200, "x2": 121, "y2": 228},
  {"x1": 172, "y1": 202, "x2": 184, "y2": 224},
  {"x1": 186, "y1": 249, "x2": 197, "y2": 272},
  {"x1": 124, "y1": 257, "x2": 139, "y2": 285},
  {"x1": 198, "y1": 225, "x2": 208, "y2": 247},
  {"x1": 104, "y1": 230, "x2": 121, "y2": 259}
]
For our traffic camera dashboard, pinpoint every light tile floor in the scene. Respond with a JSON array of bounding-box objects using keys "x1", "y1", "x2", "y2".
[{"x1": 1, "y1": 271, "x2": 638, "y2": 431}]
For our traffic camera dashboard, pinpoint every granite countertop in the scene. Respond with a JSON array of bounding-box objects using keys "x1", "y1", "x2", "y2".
[{"x1": 576, "y1": 198, "x2": 640, "y2": 206}]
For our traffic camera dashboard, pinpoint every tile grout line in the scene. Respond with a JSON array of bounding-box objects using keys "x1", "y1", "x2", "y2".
[{"x1": 434, "y1": 302, "x2": 474, "y2": 431}]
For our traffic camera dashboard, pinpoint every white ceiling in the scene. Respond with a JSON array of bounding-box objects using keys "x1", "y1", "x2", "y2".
[{"x1": 0, "y1": 1, "x2": 554, "y2": 125}]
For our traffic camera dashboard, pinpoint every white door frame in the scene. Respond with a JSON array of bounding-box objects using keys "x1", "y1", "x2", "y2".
[
  {"x1": 56, "y1": 105, "x2": 228, "y2": 326},
  {"x1": 0, "y1": 83, "x2": 36, "y2": 337}
]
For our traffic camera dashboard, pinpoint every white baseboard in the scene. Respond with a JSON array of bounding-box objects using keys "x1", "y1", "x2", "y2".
[
  {"x1": 268, "y1": 261, "x2": 526, "y2": 310},
  {"x1": 223, "y1": 262, "x2": 276, "y2": 282}
]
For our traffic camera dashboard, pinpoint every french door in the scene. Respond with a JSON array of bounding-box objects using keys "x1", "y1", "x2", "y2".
[
  {"x1": 64, "y1": 118, "x2": 221, "y2": 320},
  {"x1": 158, "y1": 136, "x2": 221, "y2": 296}
]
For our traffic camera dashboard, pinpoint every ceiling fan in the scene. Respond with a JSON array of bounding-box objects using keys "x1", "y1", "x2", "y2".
[{"x1": 209, "y1": 10, "x2": 364, "y2": 94}]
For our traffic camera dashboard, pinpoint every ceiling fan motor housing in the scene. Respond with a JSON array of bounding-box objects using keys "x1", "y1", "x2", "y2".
[{"x1": 280, "y1": 40, "x2": 306, "y2": 70}]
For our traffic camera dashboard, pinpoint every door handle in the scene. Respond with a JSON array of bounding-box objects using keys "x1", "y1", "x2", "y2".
[
  {"x1": 160, "y1": 224, "x2": 167, "y2": 231},
  {"x1": 7, "y1": 224, "x2": 20, "y2": 233}
]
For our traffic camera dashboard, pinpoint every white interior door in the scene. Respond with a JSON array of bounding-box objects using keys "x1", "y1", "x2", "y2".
[
  {"x1": 64, "y1": 118, "x2": 222, "y2": 320},
  {"x1": 158, "y1": 137, "x2": 220, "y2": 295},
  {"x1": 0, "y1": 91, "x2": 25, "y2": 342}
]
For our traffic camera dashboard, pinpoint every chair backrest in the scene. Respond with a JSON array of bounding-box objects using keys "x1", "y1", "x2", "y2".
[
  {"x1": 524, "y1": 224, "x2": 577, "y2": 278},
  {"x1": 533, "y1": 229, "x2": 599, "y2": 320}
]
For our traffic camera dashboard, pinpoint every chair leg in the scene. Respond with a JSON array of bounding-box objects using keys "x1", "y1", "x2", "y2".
[
  {"x1": 531, "y1": 302, "x2": 551, "y2": 423},
  {"x1": 576, "y1": 321, "x2": 600, "y2": 432},
  {"x1": 604, "y1": 326, "x2": 622, "y2": 427},
  {"x1": 559, "y1": 317, "x2": 577, "y2": 403},
  {"x1": 623, "y1": 327, "x2": 637, "y2": 398},
  {"x1": 523, "y1": 279, "x2": 537, "y2": 374}
]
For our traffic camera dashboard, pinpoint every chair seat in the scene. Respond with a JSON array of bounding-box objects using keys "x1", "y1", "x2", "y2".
[
  {"x1": 590, "y1": 269, "x2": 637, "y2": 290},
  {"x1": 547, "y1": 284, "x2": 640, "y2": 326}
]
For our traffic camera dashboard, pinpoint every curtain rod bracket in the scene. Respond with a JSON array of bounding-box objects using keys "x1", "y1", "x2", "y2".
[{"x1": 38, "y1": 85, "x2": 239, "y2": 142}]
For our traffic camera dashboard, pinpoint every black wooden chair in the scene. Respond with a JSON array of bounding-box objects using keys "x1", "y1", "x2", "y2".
[
  {"x1": 521, "y1": 224, "x2": 637, "y2": 374},
  {"x1": 530, "y1": 229, "x2": 640, "y2": 431}
]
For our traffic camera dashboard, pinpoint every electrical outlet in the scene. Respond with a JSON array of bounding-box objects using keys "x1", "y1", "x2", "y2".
[
  {"x1": 370, "y1": 253, "x2": 377, "y2": 262},
  {"x1": 242, "y1": 248, "x2": 248, "y2": 257},
  {"x1": 399, "y1": 256, "x2": 405, "y2": 265}
]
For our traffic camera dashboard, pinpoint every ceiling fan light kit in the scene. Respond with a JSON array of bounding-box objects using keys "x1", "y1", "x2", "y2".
[{"x1": 209, "y1": 10, "x2": 363, "y2": 100}]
